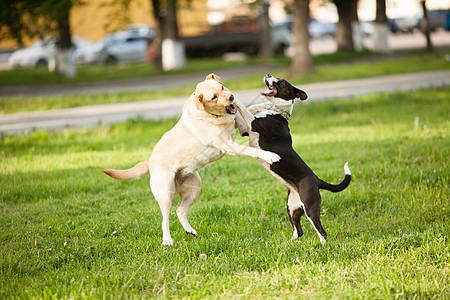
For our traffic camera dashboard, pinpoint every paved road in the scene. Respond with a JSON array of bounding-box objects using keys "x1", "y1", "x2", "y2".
[{"x1": 1, "y1": 69, "x2": 449, "y2": 135}]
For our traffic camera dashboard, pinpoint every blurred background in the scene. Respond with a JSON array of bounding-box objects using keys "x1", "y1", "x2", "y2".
[{"x1": 0, "y1": 0, "x2": 449, "y2": 76}]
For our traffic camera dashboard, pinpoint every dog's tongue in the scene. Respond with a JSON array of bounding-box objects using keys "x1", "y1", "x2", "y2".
[
  {"x1": 226, "y1": 105, "x2": 237, "y2": 114},
  {"x1": 261, "y1": 88, "x2": 277, "y2": 97}
]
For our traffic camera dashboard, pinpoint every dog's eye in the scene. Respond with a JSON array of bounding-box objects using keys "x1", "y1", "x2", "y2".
[{"x1": 212, "y1": 95, "x2": 217, "y2": 100}]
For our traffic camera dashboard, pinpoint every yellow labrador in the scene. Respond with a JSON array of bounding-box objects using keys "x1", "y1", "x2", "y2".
[{"x1": 103, "y1": 74, "x2": 280, "y2": 246}]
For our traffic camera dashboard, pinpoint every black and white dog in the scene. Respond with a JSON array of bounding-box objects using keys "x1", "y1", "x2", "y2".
[{"x1": 234, "y1": 74, "x2": 351, "y2": 244}]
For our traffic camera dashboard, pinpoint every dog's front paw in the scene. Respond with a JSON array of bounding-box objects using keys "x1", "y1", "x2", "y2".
[
  {"x1": 259, "y1": 151, "x2": 281, "y2": 164},
  {"x1": 186, "y1": 229, "x2": 198, "y2": 236},
  {"x1": 162, "y1": 236, "x2": 174, "y2": 246}
]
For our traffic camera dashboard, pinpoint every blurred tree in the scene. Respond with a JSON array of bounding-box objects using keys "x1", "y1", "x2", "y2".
[
  {"x1": 149, "y1": 0, "x2": 186, "y2": 71},
  {"x1": 102, "y1": 0, "x2": 133, "y2": 33},
  {"x1": 0, "y1": 0, "x2": 32, "y2": 47},
  {"x1": 164, "y1": 0, "x2": 179, "y2": 40},
  {"x1": 289, "y1": 0, "x2": 313, "y2": 76},
  {"x1": 332, "y1": 0, "x2": 358, "y2": 51},
  {"x1": 420, "y1": 0, "x2": 433, "y2": 51},
  {"x1": 151, "y1": 0, "x2": 163, "y2": 72},
  {"x1": 44, "y1": 0, "x2": 78, "y2": 77},
  {"x1": 258, "y1": 0, "x2": 273, "y2": 59},
  {"x1": 0, "y1": 0, "x2": 81, "y2": 77},
  {"x1": 373, "y1": 0, "x2": 389, "y2": 53}
]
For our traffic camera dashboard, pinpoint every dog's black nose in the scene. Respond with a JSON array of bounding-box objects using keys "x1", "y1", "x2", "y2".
[
  {"x1": 229, "y1": 94, "x2": 234, "y2": 101},
  {"x1": 266, "y1": 73, "x2": 272, "y2": 78}
]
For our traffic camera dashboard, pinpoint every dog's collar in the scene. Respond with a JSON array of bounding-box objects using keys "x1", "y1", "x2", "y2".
[{"x1": 266, "y1": 100, "x2": 294, "y2": 120}]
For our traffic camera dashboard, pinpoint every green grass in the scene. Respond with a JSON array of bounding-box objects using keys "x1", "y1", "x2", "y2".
[
  {"x1": 0, "y1": 51, "x2": 372, "y2": 86},
  {"x1": 226, "y1": 50, "x2": 450, "y2": 90},
  {"x1": 1, "y1": 88, "x2": 448, "y2": 298},
  {"x1": 0, "y1": 56, "x2": 285, "y2": 86},
  {"x1": 1, "y1": 50, "x2": 449, "y2": 114}
]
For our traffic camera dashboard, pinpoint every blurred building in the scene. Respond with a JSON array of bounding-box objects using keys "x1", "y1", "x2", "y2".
[
  {"x1": 72, "y1": 0, "x2": 212, "y2": 41},
  {"x1": 1, "y1": 0, "x2": 448, "y2": 50},
  {"x1": 0, "y1": 0, "x2": 210, "y2": 49}
]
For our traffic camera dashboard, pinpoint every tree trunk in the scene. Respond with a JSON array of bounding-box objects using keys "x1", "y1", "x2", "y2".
[
  {"x1": 165, "y1": 0, "x2": 178, "y2": 40},
  {"x1": 289, "y1": 0, "x2": 313, "y2": 76},
  {"x1": 350, "y1": 1, "x2": 364, "y2": 51},
  {"x1": 373, "y1": 0, "x2": 390, "y2": 53},
  {"x1": 151, "y1": 0, "x2": 185, "y2": 71},
  {"x1": 375, "y1": 0, "x2": 387, "y2": 23},
  {"x1": 421, "y1": 0, "x2": 433, "y2": 51},
  {"x1": 55, "y1": 7, "x2": 76, "y2": 78},
  {"x1": 258, "y1": 0, "x2": 273, "y2": 59},
  {"x1": 333, "y1": 0, "x2": 356, "y2": 51},
  {"x1": 161, "y1": 0, "x2": 186, "y2": 71},
  {"x1": 151, "y1": 0, "x2": 163, "y2": 72}
]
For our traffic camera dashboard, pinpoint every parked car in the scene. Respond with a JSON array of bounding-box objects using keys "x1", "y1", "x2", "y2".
[
  {"x1": 8, "y1": 37, "x2": 92, "y2": 68},
  {"x1": 104, "y1": 34, "x2": 152, "y2": 64},
  {"x1": 389, "y1": 10, "x2": 448, "y2": 34},
  {"x1": 427, "y1": 9, "x2": 449, "y2": 31},
  {"x1": 308, "y1": 19, "x2": 337, "y2": 38},
  {"x1": 182, "y1": 17, "x2": 291, "y2": 58},
  {"x1": 8, "y1": 39, "x2": 51, "y2": 68},
  {"x1": 75, "y1": 27, "x2": 153, "y2": 64},
  {"x1": 184, "y1": 20, "x2": 291, "y2": 57},
  {"x1": 277, "y1": 18, "x2": 337, "y2": 39},
  {"x1": 74, "y1": 36, "x2": 110, "y2": 65},
  {"x1": 389, "y1": 17, "x2": 421, "y2": 33}
]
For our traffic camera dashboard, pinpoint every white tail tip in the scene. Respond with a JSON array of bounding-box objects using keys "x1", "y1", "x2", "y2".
[{"x1": 344, "y1": 162, "x2": 351, "y2": 175}]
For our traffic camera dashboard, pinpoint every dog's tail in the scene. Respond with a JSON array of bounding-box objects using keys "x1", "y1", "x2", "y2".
[
  {"x1": 318, "y1": 162, "x2": 351, "y2": 193},
  {"x1": 103, "y1": 159, "x2": 149, "y2": 180}
]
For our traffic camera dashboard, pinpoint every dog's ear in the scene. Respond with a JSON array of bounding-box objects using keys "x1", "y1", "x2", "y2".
[
  {"x1": 295, "y1": 88, "x2": 308, "y2": 101},
  {"x1": 206, "y1": 73, "x2": 222, "y2": 83},
  {"x1": 195, "y1": 92, "x2": 204, "y2": 110}
]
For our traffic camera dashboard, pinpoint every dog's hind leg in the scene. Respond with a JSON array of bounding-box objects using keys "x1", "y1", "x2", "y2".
[
  {"x1": 150, "y1": 172, "x2": 176, "y2": 246},
  {"x1": 291, "y1": 207, "x2": 304, "y2": 240},
  {"x1": 176, "y1": 171, "x2": 201, "y2": 236},
  {"x1": 287, "y1": 189, "x2": 304, "y2": 240},
  {"x1": 304, "y1": 207, "x2": 327, "y2": 244},
  {"x1": 300, "y1": 187, "x2": 327, "y2": 244}
]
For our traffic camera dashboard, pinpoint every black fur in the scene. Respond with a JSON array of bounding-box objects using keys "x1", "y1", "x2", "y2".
[
  {"x1": 250, "y1": 75, "x2": 351, "y2": 242},
  {"x1": 270, "y1": 79, "x2": 307, "y2": 101}
]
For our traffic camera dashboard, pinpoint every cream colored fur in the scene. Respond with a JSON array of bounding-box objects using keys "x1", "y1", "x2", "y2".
[{"x1": 104, "y1": 74, "x2": 280, "y2": 246}]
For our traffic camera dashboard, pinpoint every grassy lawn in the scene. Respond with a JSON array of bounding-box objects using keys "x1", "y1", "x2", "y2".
[
  {"x1": 0, "y1": 57, "x2": 271, "y2": 86},
  {"x1": 0, "y1": 51, "x2": 370, "y2": 86},
  {"x1": 1, "y1": 88, "x2": 448, "y2": 298},
  {"x1": 1, "y1": 50, "x2": 449, "y2": 114}
]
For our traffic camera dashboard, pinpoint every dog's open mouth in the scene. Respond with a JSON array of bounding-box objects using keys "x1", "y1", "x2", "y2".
[
  {"x1": 261, "y1": 80, "x2": 277, "y2": 97},
  {"x1": 226, "y1": 103, "x2": 237, "y2": 114}
]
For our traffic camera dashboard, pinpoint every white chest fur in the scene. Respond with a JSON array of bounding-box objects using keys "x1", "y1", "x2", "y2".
[{"x1": 255, "y1": 98, "x2": 294, "y2": 119}]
